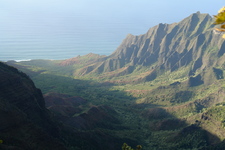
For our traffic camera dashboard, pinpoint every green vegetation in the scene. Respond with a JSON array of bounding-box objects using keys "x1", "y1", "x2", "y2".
[
  {"x1": 6, "y1": 11, "x2": 225, "y2": 149},
  {"x1": 122, "y1": 143, "x2": 142, "y2": 150},
  {"x1": 10, "y1": 57, "x2": 225, "y2": 149},
  {"x1": 207, "y1": 103, "x2": 225, "y2": 129},
  {"x1": 214, "y1": 6, "x2": 225, "y2": 38}
]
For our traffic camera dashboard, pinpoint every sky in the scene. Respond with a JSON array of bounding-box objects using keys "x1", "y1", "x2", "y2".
[
  {"x1": 0, "y1": 0, "x2": 225, "y2": 60},
  {"x1": 1, "y1": 0, "x2": 224, "y2": 33}
]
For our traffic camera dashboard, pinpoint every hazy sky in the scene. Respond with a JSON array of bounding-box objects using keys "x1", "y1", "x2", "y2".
[
  {"x1": 0, "y1": 0, "x2": 225, "y2": 60},
  {"x1": 1, "y1": 0, "x2": 224, "y2": 34}
]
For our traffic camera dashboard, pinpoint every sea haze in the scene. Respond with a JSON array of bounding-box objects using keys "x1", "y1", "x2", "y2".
[
  {"x1": 0, "y1": 0, "x2": 152, "y2": 62},
  {"x1": 0, "y1": 10, "x2": 123, "y2": 61},
  {"x1": 1, "y1": 0, "x2": 224, "y2": 62}
]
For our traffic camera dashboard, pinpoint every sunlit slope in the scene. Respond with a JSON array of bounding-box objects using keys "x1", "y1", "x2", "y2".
[{"x1": 6, "y1": 12, "x2": 225, "y2": 149}]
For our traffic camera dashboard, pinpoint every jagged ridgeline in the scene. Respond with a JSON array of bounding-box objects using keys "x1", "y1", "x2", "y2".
[
  {"x1": 5, "y1": 12, "x2": 225, "y2": 150},
  {"x1": 14, "y1": 12, "x2": 225, "y2": 86},
  {"x1": 58, "y1": 12, "x2": 225, "y2": 85}
]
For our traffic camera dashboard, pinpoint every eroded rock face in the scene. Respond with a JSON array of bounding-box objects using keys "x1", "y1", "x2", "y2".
[
  {"x1": 0, "y1": 62, "x2": 66, "y2": 150},
  {"x1": 66, "y1": 13, "x2": 225, "y2": 86}
]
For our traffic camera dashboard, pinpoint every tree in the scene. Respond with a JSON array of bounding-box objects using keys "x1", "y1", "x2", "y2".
[
  {"x1": 214, "y1": 6, "x2": 225, "y2": 38},
  {"x1": 122, "y1": 143, "x2": 142, "y2": 150}
]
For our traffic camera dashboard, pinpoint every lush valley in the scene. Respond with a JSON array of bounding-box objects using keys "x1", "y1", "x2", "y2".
[{"x1": 2, "y1": 12, "x2": 225, "y2": 149}]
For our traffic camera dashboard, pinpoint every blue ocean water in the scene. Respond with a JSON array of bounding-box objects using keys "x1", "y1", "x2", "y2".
[
  {"x1": 0, "y1": 17, "x2": 122, "y2": 61},
  {"x1": 1, "y1": 0, "x2": 223, "y2": 62},
  {"x1": 0, "y1": 4, "x2": 152, "y2": 62},
  {"x1": 0, "y1": 33, "x2": 120, "y2": 61}
]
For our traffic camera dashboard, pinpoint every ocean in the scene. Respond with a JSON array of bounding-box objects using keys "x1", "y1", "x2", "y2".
[
  {"x1": 0, "y1": 18, "x2": 122, "y2": 62},
  {"x1": 0, "y1": 17, "x2": 145, "y2": 62},
  {"x1": 0, "y1": 32, "x2": 120, "y2": 62},
  {"x1": 1, "y1": 0, "x2": 222, "y2": 62},
  {"x1": 0, "y1": 3, "x2": 153, "y2": 62}
]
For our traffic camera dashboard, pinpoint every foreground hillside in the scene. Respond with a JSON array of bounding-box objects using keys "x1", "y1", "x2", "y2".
[
  {"x1": 0, "y1": 62, "x2": 67, "y2": 150},
  {"x1": 5, "y1": 12, "x2": 225, "y2": 149},
  {"x1": 0, "y1": 62, "x2": 141, "y2": 149}
]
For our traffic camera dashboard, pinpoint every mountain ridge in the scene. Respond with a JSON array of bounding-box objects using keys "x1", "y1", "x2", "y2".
[
  {"x1": 5, "y1": 12, "x2": 225, "y2": 149},
  {"x1": 59, "y1": 13, "x2": 220, "y2": 81},
  {"x1": 9, "y1": 12, "x2": 225, "y2": 87}
]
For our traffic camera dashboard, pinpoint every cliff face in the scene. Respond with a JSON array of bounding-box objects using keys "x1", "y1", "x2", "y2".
[
  {"x1": 11, "y1": 12, "x2": 224, "y2": 87},
  {"x1": 0, "y1": 62, "x2": 66, "y2": 150},
  {"x1": 5, "y1": 12, "x2": 225, "y2": 149},
  {"x1": 108, "y1": 12, "x2": 220, "y2": 71},
  {"x1": 71, "y1": 12, "x2": 225, "y2": 85}
]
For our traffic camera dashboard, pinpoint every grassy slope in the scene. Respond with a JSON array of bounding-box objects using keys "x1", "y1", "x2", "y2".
[{"x1": 7, "y1": 58, "x2": 225, "y2": 149}]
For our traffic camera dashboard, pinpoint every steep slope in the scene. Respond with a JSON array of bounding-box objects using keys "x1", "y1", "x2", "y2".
[
  {"x1": 12, "y1": 11, "x2": 225, "y2": 85},
  {"x1": 104, "y1": 12, "x2": 218, "y2": 70},
  {"x1": 0, "y1": 62, "x2": 142, "y2": 150},
  {"x1": 0, "y1": 62, "x2": 66, "y2": 150},
  {"x1": 5, "y1": 12, "x2": 225, "y2": 149},
  {"x1": 72, "y1": 12, "x2": 225, "y2": 86}
]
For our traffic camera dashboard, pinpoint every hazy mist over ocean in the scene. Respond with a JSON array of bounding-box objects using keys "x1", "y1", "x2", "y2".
[
  {"x1": 0, "y1": 9, "x2": 125, "y2": 61},
  {"x1": 0, "y1": 0, "x2": 224, "y2": 61}
]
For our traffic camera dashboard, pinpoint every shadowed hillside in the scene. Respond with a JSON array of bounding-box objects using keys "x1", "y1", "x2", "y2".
[
  {"x1": 0, "y1": 62, "x2": 67, "y2": 150},
  {"x1": 5, "y1": 12, "x2": 225, "y2": 149}
]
